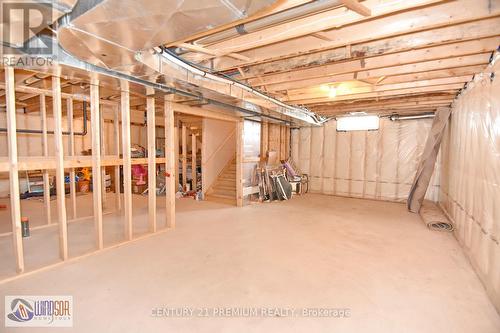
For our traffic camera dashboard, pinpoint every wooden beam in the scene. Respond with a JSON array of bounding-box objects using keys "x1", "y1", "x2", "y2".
[
  {"x1": 113, "y1": 106, "x2": 121, "y2": 211},
  {"x1": 187, "y1": 0, "x2": 444, "y2": 63},
  {"x1": 172, "y1": 102, "x2": 238, "y2": 122},
  {"x1": 121, "y1": 79, "x2": 133, "y2": 240},
  {"x1": 191, "y1": 133, "x2": 197, "y2": 191},
  {"x1": 236, "y1": 120, "x2": 243, "y2": 207},
  {"x1": 5, "y1": 67, "x2": 24, "y2": 273},
  {"x1": 249, "y1": 38, "x2": 498, "y2": 87},
  {"x1": 285, "y1": 76, "x2": 471, "y2": 102},
  {"x1": 40, "y1": 94, "x2": 51, "y2": 226},
  {"x1": 165, "y1": 98, "x2": 176, "y2": 228},
  {"x1": 147, "y1": 96, "x2": 156, "y2": 233},
  {"x1": 52, "y1": 70, "x2": 69, "y2": 260},
  {"x1": 90, "y1": 78, "x2": 103, "y2": 250},
  {"x1": 341, "y1": 0, "x2": 371, "y2": 16},
  {"x1": 213, "y1": 1, "x2": 500, "y2": 70},
  {"x1": 165, "y1": 0, "x2": 316, "y2": 47},
  {"x1": 67, "y1": 98, "x2": 77, "y2": 220},
  {"x1": 181, "y1": 124, "x2": 187, "y2": 189},
  {"x1": 265, "y1": 53, "x2": 490, "y2": 92},
  {"x1": 99, "y1": 104, "x2": 107, "y2": 208},
  {"x1": 178, "y1": 43, "x2": 251, "y2": 62}
]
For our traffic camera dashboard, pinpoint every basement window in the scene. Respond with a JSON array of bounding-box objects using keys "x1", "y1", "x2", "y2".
[{"x1": 336, "y1": 115, "x2": 380, "y2": 132}]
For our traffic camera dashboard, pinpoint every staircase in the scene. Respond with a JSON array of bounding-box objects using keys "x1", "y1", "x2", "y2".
[{"x1": 205, "y1": 158, "x2": 236, "y2": 205}]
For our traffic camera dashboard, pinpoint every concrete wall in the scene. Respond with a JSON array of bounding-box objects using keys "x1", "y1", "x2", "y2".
[
  {"x1": 202, "y1": 118, "x2": 236, "y2": 193},
  {"x1": 291, "y1": 117, "x2": 441, "y2": 202},
  {"x1": 439, "y1": 61, "x2": 500, "y2": 313}
]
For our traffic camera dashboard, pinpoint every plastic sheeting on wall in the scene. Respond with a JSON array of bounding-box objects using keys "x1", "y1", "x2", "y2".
[
  {"x1": 291, "y1": 117, "x2": 441, "y2": 202},
  {"x1": 439, "y1": 58, "x2": 500, "y2": 313}
]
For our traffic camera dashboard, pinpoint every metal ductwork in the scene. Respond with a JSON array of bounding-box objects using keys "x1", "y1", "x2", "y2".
[{"x1": 49, "y1": 0, "x2": 326, "y2": 126}]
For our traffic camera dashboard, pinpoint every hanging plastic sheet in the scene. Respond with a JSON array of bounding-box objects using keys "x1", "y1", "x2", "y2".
[
  {"x1": 291, "y1": 117, "x2": 440, "y2": 203},
  {"x1": 439, "y1": 55, "x2": 500, "y2": 313}
]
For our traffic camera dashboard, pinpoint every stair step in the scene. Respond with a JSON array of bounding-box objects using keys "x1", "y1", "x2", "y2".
[
  {"x1": 213, "y1": 184, "x2": 235, "y2": 191},
  {"x1": 212, "y1": 189, "x2": 236, "y2": 196},
  {"x1": 205, "y1": 194, "x2": 236, "y2": 205}
]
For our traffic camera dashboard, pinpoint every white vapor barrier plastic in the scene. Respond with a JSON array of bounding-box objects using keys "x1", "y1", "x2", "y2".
[
  {"x1": 439, "y1": 60, "x2": 500, "y2": 313},
  {"x1": 291, "y1": 118, "x2": 440, "y2": 202}
]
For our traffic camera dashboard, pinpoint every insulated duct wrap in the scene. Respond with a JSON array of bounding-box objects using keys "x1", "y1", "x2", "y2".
[
  {"x1": 439, "y1": 59, "x2": 500, "y2": 313},
  {"x1": 291, "y1": 118, "x2": 440, "y2": 202}
]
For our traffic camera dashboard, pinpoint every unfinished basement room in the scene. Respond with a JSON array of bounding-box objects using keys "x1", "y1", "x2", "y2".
[{"x1": 0, "y1": 0, "x2": 499, "y2": 331}]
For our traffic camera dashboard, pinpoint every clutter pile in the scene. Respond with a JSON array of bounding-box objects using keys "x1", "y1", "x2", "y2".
[{"x1": 256, "y1": 152, "x2": 309, "y2": 203}]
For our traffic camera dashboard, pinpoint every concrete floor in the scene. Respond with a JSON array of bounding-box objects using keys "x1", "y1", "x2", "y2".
[{"x1": 0, "y1": 194, "x2": 499, "y2": 332}]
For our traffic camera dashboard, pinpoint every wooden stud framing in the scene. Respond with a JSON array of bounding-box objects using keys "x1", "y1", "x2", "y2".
[
  {"x1": 90, "y1": 78, "x2": 103, "y2": 249},
  {"x1": 181, "y1": 124, "x2": 187, "y2": 189},
  {"x1": 236, "y1": 119, "x2": 244, "y2": 207},
  {"x1": 67, "y1": 98, "x2": 77, "y2": 220},
  {"x1": 174, "y1": 126, "x2": 179, "y2": 189},
  {"x1": 121, "y1": 79, "x2": 133, "y2": 240},
  {"x1": 261, "y1": 121, "x2": 268, "y2": 161},
  {"x1": 191, "y1": 133, "x2": 197, "y2": 191},
  {"x1": 40, "y1": 94, "x2": 51, "y2": 225},
  {"x1": 99, "y1": 104, "x2": 108, "y2": 208},
  {"x1": 147, "y1": 96, "x2": 156, "y2": 232},
  {"x1": 52, "y1": 70, "x2": 69, "y2": 260},
  {"x1": 113, "y1": 106, "x2": 121, "y2": 211},
  {"x1": 5, "y1": 67, "x2": 24, "y2": 273},
  {"x1": 165, "y1": 98, "x2": 176, "y2": 228}
]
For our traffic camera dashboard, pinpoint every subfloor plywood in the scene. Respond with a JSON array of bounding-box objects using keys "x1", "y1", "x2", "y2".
[{"x1": 0, "y1": 194, "x2": 499, "y2": 332}]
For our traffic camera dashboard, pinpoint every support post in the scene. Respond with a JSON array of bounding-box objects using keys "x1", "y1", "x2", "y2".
[
  {"x1": 90, "y1": 78, "x2": 103, "y2": 249},
  {"x1": 147, "y1": 95, "x2": 156, "y2": 232},
  {"x1": 236, "y1": 119, "x2": 244, "y2": 207},
  {"x1": 261, "y1": 121, "x2": 268, "y2": 161},
  {"x1": 52, "y1": 70, "x2": 69, "y2": 259},
  {"x1": 174, "y1": 126, "x2": 179, "y2": 190},
  {"x1": 121, "y1": 80, "x2": 133, "y2": 239},
  {"x1": 100, "y1": 104, "x2": 107, "y2": 208},
  {"x1": 40, "y1": 94, "x2": 51, "y2": 225},
  {"x1": 113, "y1": 106, "x2": 121, "y2": 211},
  {"x1": 191, "y1": 133, "x2": 197, "y2": 191},
  {"x1": 165, "y1": 98, "x2": 176, "y2": 228},
  {"x1": 67, "y1": 98, "x2": 77, "y2": 220},
  {"x1": 5, "y1": 67, "x2": 24, "y2": 273},
  {"x1": 181, "y1": 125, "x2": 187, "y2": 189}
]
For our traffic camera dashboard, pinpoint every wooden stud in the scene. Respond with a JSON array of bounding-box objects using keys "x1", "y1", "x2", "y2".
[
  {"x1": 191, "y1": 133, "x2": 197, "y2": 191},
  {"x1": 341, "y1": 0, "x2": 371, "y2": 16},
  {"x1": 174, "y1": 126, "x2": 179, "y2": 190},
  {"x1": 165, "y1": 98, "x2": 176, "y2": 228},
  {"x1": 100, "y1": 104, "x2": 107, "y2": 208},
  {"x1": 236, "y1": 120, "x2": 244, "y2": 207},
  {"x1": 67, "y1": 98, "x2": 77, "y2": 220},
  {"x1": 113, "y1": 106, "x2": 121, "y2": 211},
  {"x1": 121, "y1": 79, "x2": 133, "y2": 240},
  {"x1": 181, "y1": 124, "x2": 187, "y2": 189},
  {"x1": 52, "y1": 70, "x2": 69, "y2": 260},
  {"x1": 5, "y1": 67, "x2": 24, "y2": 273},
  {"x1": 40, "y1": 94, "x2": 51, "y2": 225},
  {"x1": 261, "y1": 121, "x2": 268, "y2": 161},
  {"x1": 90, "y1": 78, "x2": 103, "y2": 249},
  {"x1": 147, "y1": 96, "x2": 156, "y2": 232}
]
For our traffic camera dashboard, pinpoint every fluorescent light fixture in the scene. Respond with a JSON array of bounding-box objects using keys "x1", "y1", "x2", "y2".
[{"x1": 337, "y1": 115, "x2": 379, "y2": 131}]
